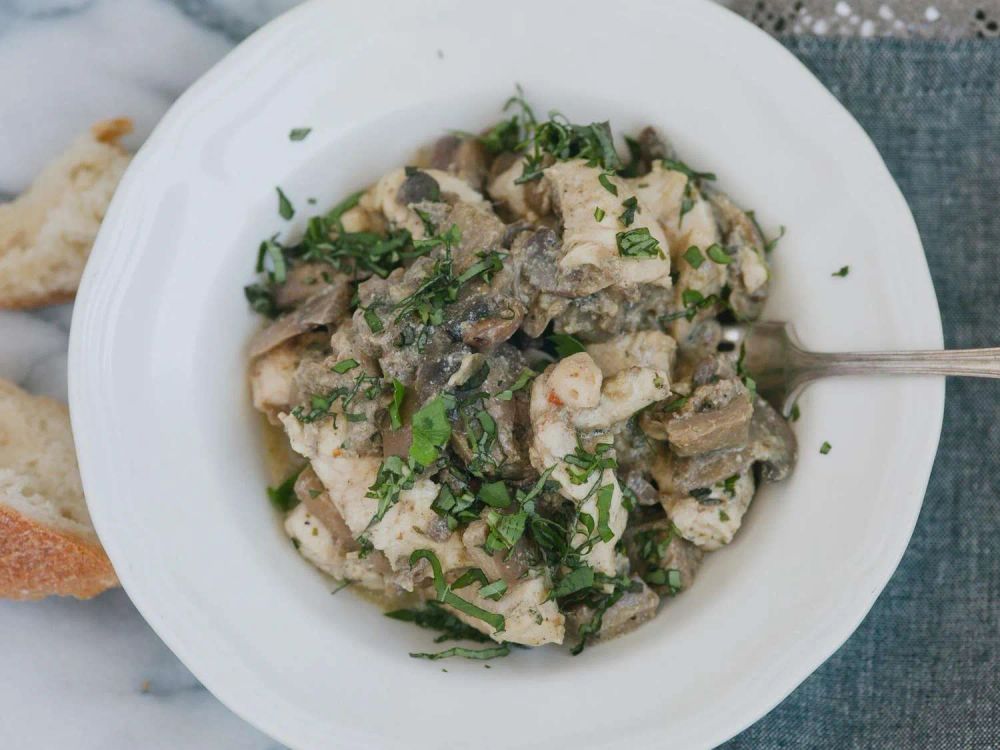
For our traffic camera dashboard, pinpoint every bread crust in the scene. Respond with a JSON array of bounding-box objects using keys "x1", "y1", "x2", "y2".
[
  {"x1": 0, "y1": 505, "x2": 117, "y2": 600},
  {"x1": 0, "y1": 117, "x2": 132, "y2": 311}
]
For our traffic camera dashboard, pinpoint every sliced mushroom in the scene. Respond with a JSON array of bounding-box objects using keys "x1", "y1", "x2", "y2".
[
  {"x1": 397, "y1": 168, "x2": 442, "y2": 205},
  {"x1": 664, "y1": 378, "x2": 753, "y2": 456},
  {"x1": 669, "y1": 396, "x2": 797, "y2": 493},
  {"x1": 445, "y1": 292, "x2": 526, "y2": 351},
  {"x1": 427, "y1": 134, "x2": 490, "y2": 190},
  {"x1": 248, "y1": 278, "x2": 352, "y2": 358},
  {"x1": 564, "y1": 577, "x2": 660, "y2": 646}
]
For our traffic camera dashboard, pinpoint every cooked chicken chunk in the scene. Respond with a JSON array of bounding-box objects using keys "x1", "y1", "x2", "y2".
[
  {"x1": 546, "y1": 160, "x2": 672, "y2": 291},
  {"x1": 662, "y1": 470, "x2": 755, "y2": 550},
  {"x1": 449, "y1": 574, "x2": 565, "y2": 647}
]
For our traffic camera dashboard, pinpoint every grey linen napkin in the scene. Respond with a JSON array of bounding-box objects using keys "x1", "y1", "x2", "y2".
[{"x1": 723, "y1": 38, "x2": 1000, "y2": 749}]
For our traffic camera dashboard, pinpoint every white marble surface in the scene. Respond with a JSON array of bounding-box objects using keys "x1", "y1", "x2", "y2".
[
  {"x1": 0, "y1": 1, "x2": 740, "y2": 747},
  {"x1": 0, "y1": 2, "x2": 293, "y2": 747}
]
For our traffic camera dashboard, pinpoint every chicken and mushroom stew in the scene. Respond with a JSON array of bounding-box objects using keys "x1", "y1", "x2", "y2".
[{"x1": 245, "y1": 92, "x2": 797, "y2": 660}]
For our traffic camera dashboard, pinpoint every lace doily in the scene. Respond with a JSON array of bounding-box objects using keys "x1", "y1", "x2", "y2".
[{"x1": 726, "y1": 0, "x2": 1000, "y2": 37}]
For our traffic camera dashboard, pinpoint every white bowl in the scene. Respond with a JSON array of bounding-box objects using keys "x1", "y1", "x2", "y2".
[{"x1": 69, "y1": 1, "x2": 944, "y2": 747}]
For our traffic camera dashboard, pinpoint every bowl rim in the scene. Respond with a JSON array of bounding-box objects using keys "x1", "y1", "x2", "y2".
[{"x1": 69, "y1": 1, "x2": 945, "y2": 747}]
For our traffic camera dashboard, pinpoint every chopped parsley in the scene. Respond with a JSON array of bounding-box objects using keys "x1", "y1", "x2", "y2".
[
  {"x1": 478, "y1": 480, "x2": 512, "y2": 508},
  {"x1": 790, "y1": 402, "x2": 801, "y2": 422},
  {"x1": 364, "y1": 455, "x2": 416, "y2": 528},
  {"x1": 706, "y1": 243, "x2": 733, "y2": 264},
  {"x1": 550, "y1": 565, "x2": 595, "y2": 599},
  {"x1": 594, "y1": 206, "x2": 606, "y2": 222},
  {"x1": 548, "y1": 333, "x2": 586, "y2": 358},
  {"x1": 617, "y1": 227, "x2": 664, "y2": 259},
  {"x1": 291, "y1": 370, "x2": 382, "y2": 424},
  {"x1": 410, "y1": 549, "x2": 506, "y2": 633},
  {"x1": 386, "y1": 600, "x2": 491, "y2": 643},
  {"x1": 388, "y1": 379, "x2": 405, "y2": 430},
  {"x1": 332, "y1": 358, "x2": 359, "y2": 374},
  {"x1": 683, "y1": 246, "x2": 705, "y2": 269},
  {"x1": 832, "y1": 265, "x2": 850, "y2": 277},
  {"x1": 289, "y1": 128, "x2": 312, "y2": 141},
  {"x1": 495, "y1": 369, "x2": 535, "y2": 401},
  {"x1": 410, "y1": 644, "x2": 510, "y2": 661},
  {"x1": 820, "y1": 441, "x2": 832, "y2": 455},
  {"x1": 409, "y1": 394, "x2": 455, "y2": 466},
  {"x1": 276, "y1": 186, "x2": 294, "y2": 220},
  {"x1": 266, "y1": 466, "x2": 304, "y2": 512},
  {"x1": 619, "y1": 196, "x2": 639, "y2": 227}
]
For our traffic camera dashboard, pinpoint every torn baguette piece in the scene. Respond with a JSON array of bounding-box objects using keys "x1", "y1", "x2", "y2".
[
  {"x1": 0, "y1": 378, "x2": 117, "y2": 599},
  {"x1": 0, "y1": 117, "x2": 132, "y2": 309}
]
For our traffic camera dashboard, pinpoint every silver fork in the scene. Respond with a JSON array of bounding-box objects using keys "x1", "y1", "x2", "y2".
[{"x1": 721, "y1": 322, "x2": 1000, "y2": 417}]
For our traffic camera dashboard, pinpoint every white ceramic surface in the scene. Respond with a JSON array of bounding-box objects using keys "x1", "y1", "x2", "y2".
[{"x1": 69, "y1": 1, "x2": 944, "y2": 748}]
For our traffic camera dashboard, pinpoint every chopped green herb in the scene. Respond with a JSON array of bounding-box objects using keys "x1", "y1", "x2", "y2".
[
  {"x1": 551, "y1": 565, "x2": 595, "y2": 599},
  {"x1": 477, "y1": 579, "x2": 508, "y2": 600},
  {"x1": 619, "y1": 196, "x2": 639, "y2": 227},
  {"x1": 598, "y1": 172, "x2": 618, "y2": 196},
  {"x1": 790, "y1": 402, "x2": 801, "y2": 422},
  {"x1": 548, "y1": 333, "x2": 586, "y2": 358},
  {"x1": 765, "y1": 226, "x2": 786, "y2": 253},
  {"x1": 662, "y1": 158, "x2": 716, "y2": 183},
  {"x1": 363, "y1": 307, "x2": 384, "y2": 334},
  {"x1": 682, "y1": 288, "x2": 706, "y2": 307},
  {"x1": 364, "y1": 455, "x2": 415, "y2": 528},
  {"x1": 386, "y1": 600, "x2": 491, "y2": 643},
  {"x1": 594, "y1": 206, "x2": 606, "y2": 222},
  {"x1": 266, "y1": 466, "x2": 304, "y2": 512},
  {"x1": 617, "y1": 227, "x2": 663, "y2": 259},
  {"x1": 410, "y1": 549, "x2": 505, "y2": 632},
  {"x1": 479, "y1": 481, "x2": 512, "y2": 508},
  {"x1": 276, "y1": 186, "x2": 294, "y2": 220},
  {"x1": 289, "y1": 128, "x2": 312, "y2": 141},
  {"x1": 332, "y1": 358, "x2": 359, "y2": 374},
  {"x1": 256, "y1": 237, "x2": 287, "y2": 284},
  {"x1": 409, "y1": 395, "x2": 454, "y2": 466},
  {"x1": 243, "y1": 283, "x2": 278, "y2": 318},
  {"x1": 832, "y1": 265, "x2": 850, "y2": 277},
  {"x1": 706, "y1": 243, "x2": 733, "y2": 264},
  {"x1": 388, "y1": 379, "x2": 405, "y2": 430},
  {"x1": 820, "y1": 441, "x2": 832, "y2": 455},
  {"x1": 484, "y1": 509, "x2": 528, "y2": 554},
  {"x1": 683, "y1": 246, "x2": 705, "y2": 269},
  {"x1": 662, "y1": 393, "x2": 689, "y2": 412},
  {"x1": 722, "y1": 474, "x2": 740, "y2": 496},
  {"x1": 563, "y1": 442, "x2": 617, "y2": 485},
  {"x1": 496, "y1": 369, "x2": 536, "y2": 400},
  {"x1": 330, "y1": 579, "x2": 353, "y2": 595},
  {"x1": 410, "y1": 644, "x2": 510, "y2": 661},
  {"x1": 595, "y1": 484, "x2": 615, "y2": 543}
]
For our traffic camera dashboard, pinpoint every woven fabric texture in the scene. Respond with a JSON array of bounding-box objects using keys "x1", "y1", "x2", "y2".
[{"x1": 723, "y1": 38, "x2": 1000, "y2": 749}]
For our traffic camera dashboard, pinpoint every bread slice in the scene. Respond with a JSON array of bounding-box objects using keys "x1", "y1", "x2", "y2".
[
  {"x1": 0, "y1": 378, "x2": 116, "y2": 599},
  {"x1": 0, "y1": 118, "x2": 132, "y2": 310}
]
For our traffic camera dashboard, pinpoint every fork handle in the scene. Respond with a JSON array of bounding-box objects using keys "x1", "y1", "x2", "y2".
[{"x1": 795, "y1": 347, "x2": 1000, "y2": 379}]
